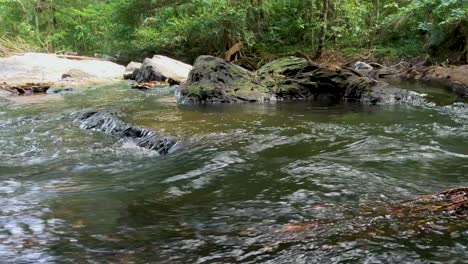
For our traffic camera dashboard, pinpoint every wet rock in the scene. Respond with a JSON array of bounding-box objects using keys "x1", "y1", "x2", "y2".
[
  {"x1": 47, "y1": 87, "x2": 76, "y2": 95},
  {"x1": 359, "y1": 83, "x2": 427, "y2": 105},
  {"x1": 258, "y1": 57, "x2": 424, "y2": 105},
  {"x1": 179, "y1": 55, "x2": 269, "y2": 103},
  {"x1": 123, "y1": 62, "x2": 142, "y2": 80},
  {"x1": 178, "y1": 55, "x2": 426, "y2": 105},
  {"x1": 257, "y1": 57, "x2": 344, "y2": 100},
  {"x1": 73, "y1": 110, "x2": 177, "y2": 155},
  {"x1": 135, "y1": 58, "x2": 167, "y2": 83}
]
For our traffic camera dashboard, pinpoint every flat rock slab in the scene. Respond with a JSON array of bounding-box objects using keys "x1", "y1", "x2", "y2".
[
  {"x1": 0, "y1": 53, "x2": 125, "y2": 87},
  {"x1": 149, "y1": 55, "x2": 192, "y2": 83}
]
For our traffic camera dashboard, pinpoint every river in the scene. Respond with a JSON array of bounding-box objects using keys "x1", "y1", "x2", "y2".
[{"x1": 0, "y1": 83, "x2": 467, "y2": 263}]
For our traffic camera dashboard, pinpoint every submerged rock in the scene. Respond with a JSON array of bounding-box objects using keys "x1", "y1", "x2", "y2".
[
  {"x1": 73, "y1": 110, "x2": 177, "y2": 155},
  {"x1": 47, "y1": 87, "x2": 76, "y2": 95},
  {"x1": 179, "y1": 55, "x2": 270, "y2": 103},
  {"x1": 360, "y1": 83, "x2": 427, "y2": 105},
  {"x1": 414, "y1": 187, "x2": 468, "y2": 216}
]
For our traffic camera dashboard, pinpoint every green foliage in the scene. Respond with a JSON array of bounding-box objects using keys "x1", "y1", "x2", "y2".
[
  {"x1": 132, "y1": 0, "x2": 256, "y2": 61},
  {"x1": 0, "y1": 0, "x2": 466, "y2": 62}
]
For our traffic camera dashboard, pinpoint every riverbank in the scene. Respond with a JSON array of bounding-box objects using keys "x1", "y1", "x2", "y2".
[{"x1": 1, "y1": 52, "x2": 467, "y2": 108}]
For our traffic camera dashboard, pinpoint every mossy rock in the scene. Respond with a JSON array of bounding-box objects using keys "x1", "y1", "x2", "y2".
[
  {"x1": 257, "y1": 57, "x2": 348, "y2": 100},
  {"x1": 179, "y1": 55, "x2": 426, "y2": 105},
  {"x1": 179, "y1": 56, "x2": 270, "y2": 103},
  {"x1": 257, "y1": 57, "x2": 317, "y2": 96}
]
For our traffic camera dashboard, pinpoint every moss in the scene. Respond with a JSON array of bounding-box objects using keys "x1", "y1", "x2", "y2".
[
  {"x1": 257, "y1": 57, "x2": 310, "y2": 75},
  {"x1": 181, "y1": 56, "x2": 268, "y2": 102},
  {"x1": 181, "y1": 55, "x2": 394, "y2": 104}
]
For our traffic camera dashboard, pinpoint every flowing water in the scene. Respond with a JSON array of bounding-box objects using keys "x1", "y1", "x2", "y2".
[{"x1": 0, "y1": 83, "x2": 467, "y2": 263}]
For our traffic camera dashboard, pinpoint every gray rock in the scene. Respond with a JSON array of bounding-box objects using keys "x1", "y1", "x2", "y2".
[
  {"x1": 178, "y1": 56, "x2": 269, "y2": 103},
  {"x1": 0, "y1": 53, "x2": 125, "y2": 88},
  {"x1": 123, "y1": 62, "x2": 142, "y2": 80},
  {"x1": 178, "y1": 55, "x2": 427, "y2": 105},
  {"x1": 62, "y1": 69, "x2": 97, "y2": 80},
  {"x1": 73, "y1": 110, "x2": 177, "y2": 155},
  {"x1": 359, "y1": 83, "x2": 428, "y2": 105},
  {"x1": 135, "y1": 58, "x2": 166, "y2": 83},
  {"x1": 354, "y1": 61, "x2": 373, "y2": 71},
  {"x1": 257, "y1": 57, "x2": 343, "y2": 100}
]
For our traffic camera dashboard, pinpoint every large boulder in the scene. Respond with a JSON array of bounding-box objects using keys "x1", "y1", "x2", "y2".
[
  {"x1": 131, "y1": 56, "x2": 192, "y2": 84},
  {"x1": 257, "y1": 57, "x2": 344, "y2": 100},
  {"x1": 123, "y1": 62, "x2": 142, "y2": 80},
  {"x1": 73, "y1": 110, "x2": 177, "y2": 155},
  {"x1": 135, "y1": 58, "x2": 166, "y2": 83},
  {"x1": 178, "y1": 56, "x2": 270, "y2": 103},
  {"x1": 150, "y1": 55, "x2": 192, "y2": 83},
  {"x1": 257, "y1": 57, "x2": 423, "y2": 104},
  {"x1": 0, "y1": 53, "x2": 125, "y2": 88},
  {"x1": 178, "y1": 55, "x2": 426, "y2": 105}
]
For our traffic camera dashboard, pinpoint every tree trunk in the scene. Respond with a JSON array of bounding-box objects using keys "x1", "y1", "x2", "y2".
[
  {"x1": 314, "y1": 0, "x2": 329, "y2": 59},
  {"x1": 34, "y1": 0, "x2": 41, "y2": 31}
]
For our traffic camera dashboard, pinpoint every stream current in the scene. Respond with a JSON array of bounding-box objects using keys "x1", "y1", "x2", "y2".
[{"x1": 0, "y1": 83, "x2": 467, "y2": 263}]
